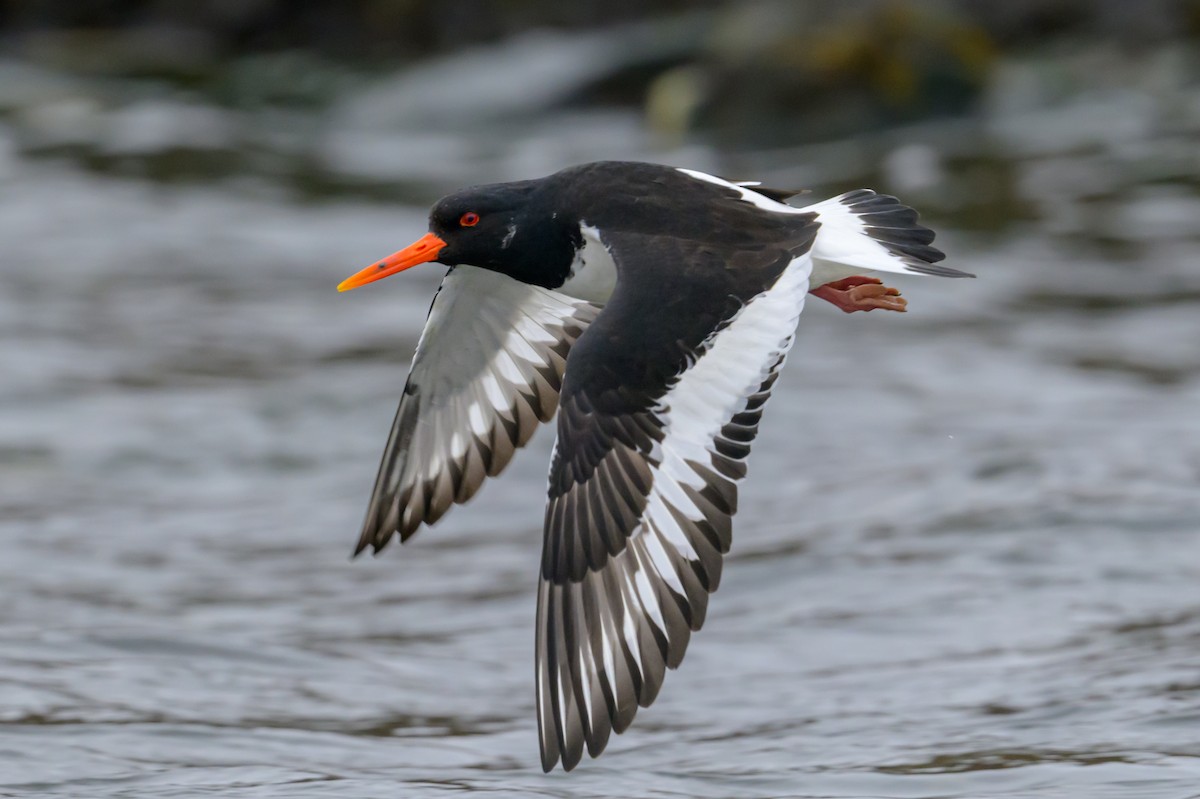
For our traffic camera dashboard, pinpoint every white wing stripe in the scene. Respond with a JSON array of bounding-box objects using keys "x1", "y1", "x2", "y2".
[
  {"x1": 645, "y1": 498, "x2": 701, "y2": 560},
  {"x1": 616, "y1": 570, "x2": 645, "y2": 677},
  {"x1": 642, "y1": 528, "x2": 688, "y2": 600},
  {"x1": 630, "y1": 556, "x2": 667, "y2": 640},
  {"x1": 677, "y1": 167, "x2": 810, "y2": 215},
  {"x1": 659, "y1": 256, "x2": 810, "y2": 447}
]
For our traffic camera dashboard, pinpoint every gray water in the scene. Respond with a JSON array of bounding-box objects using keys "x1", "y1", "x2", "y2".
[{"x1": 3, "y1": 33, "x2": 1200, "y2": 799}]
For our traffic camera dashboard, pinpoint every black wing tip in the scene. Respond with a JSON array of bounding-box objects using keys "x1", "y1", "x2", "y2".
[
  {"x1": 838, "y1": 189, "x2": 976, "y2": 279},
  {"x1": 350, "y1": 534, "x2": 383, "y2": 558},
  {"x1": 539, "y1": 740, "x2": 586, "y2": 772},
  {"x1": 539, "y1": 758, "x2": 583, "y2": 773},
  {"x1": 539, "y1": 738, "x2": 560, "y2": 772},
  {"x1": 906, "y1": 261, "x2": 975, "y2": 278},
  {"x1": 350, "y1": 525, "x2": 404, "y2": 558},
  {"x1": 351, "y1": 505, "x2": 429, "y2": 558},
  {"x1": 561, "y1": 749, "x2": 583, "y2": 772}
]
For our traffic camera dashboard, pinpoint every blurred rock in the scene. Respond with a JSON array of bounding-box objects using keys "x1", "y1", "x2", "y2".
[
  {"x1": 15, "y1": 96, "x2": 104, "y2": 150},
  {"x1": 0, "y1": 0, "x2": 1197, "y2": 218},
  {"x1": 956, "y1": 0, "x2": 1200, "y2": 45},
  {"x1": 333, "y1": 15, "x2": 708, "y2": 130},
  {"x1": 687, "y1": 1, "x2": 996, "y2": 146},
  {"x1": 645, "y1": 65, "x2": 709, "y2": 141},
  {"x1": 15, "y1": 26, "x2": 217, "y2": 80},
  {"x1": 0, "y1": 124, "x2": 14, "y2": 180},
  {"x1": 0, "y1": 0, "x2": 724, "y2": 64},
  {"x1": 0, "y1": 58, "x2": 83, "y2": 112}
]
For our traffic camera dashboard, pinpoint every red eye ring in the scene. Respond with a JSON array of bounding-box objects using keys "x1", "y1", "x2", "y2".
[{"x1": 460, "y1": 212, "x2": 480, "y2": 227}]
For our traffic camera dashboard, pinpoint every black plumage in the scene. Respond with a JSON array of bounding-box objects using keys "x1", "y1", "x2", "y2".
[{"x1": 336, "y1": 160, "x2": 966, "y2": 772}]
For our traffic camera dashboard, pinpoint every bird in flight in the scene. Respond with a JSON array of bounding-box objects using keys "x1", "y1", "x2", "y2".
[{"x1": 337, "y1": 161, "x2": 972, "y2": 771}]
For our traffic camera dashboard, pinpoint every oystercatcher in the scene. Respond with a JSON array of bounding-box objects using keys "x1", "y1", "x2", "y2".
[{"x1": 338, "y1": 161, "x2": 971, "y2": 771}]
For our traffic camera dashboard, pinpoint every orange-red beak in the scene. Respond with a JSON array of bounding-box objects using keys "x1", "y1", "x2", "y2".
[{"x1": 337, "y1": 232, "x2": 447, "y2": 292}]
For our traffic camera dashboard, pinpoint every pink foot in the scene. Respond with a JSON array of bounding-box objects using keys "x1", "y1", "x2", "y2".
[{"x1": 810, "y1": 276, "x2": 907, "y2": 313}]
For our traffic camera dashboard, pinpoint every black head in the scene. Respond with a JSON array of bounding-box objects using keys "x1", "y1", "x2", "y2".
[
  {"x1": 338, "y1": 178, "x2": 581, "y2": 293},
  {"x1": 429, "y1": 182, "x2": 535, "y2": 268}
]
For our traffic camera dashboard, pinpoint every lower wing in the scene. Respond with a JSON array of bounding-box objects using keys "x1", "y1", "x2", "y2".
[{"x1": 354, "y1": 266, "x2": 599, "y2": 555}]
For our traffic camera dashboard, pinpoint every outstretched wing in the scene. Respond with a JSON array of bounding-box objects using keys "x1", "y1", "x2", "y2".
[
  {"x1": 535, "y1": 218, "x2": 817, "y2": 771},
  {"x1": 355, "y1": 266, "x2": 599, "y2": 555}
]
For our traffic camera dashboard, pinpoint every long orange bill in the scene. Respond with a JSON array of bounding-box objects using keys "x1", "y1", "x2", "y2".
[{"x1": 337, "y1": 232, "x2": 447, "y2": 292}]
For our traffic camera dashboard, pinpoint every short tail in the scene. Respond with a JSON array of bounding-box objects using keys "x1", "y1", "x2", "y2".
[{"x1": 801, "y1": 190, "x2": 973, "y2": 279}]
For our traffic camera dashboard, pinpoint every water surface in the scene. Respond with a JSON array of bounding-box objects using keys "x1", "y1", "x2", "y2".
[{"x1": 2, "y1": 35, "x2": 1200, "y2": 799}]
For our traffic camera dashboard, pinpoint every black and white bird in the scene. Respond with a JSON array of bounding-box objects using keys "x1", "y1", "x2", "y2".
[{"x1": 337, "y1": 161, "x2": 971, "y2": 771}]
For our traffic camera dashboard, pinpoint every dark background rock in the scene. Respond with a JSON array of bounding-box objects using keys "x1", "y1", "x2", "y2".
[{"x1": 3, "y1": 0, "x2": 1197, "y2": 150}]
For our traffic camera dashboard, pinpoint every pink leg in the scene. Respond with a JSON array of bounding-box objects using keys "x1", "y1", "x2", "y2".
[{"x1": 810, "y1": 276, "x2": 907, "y2": 313}]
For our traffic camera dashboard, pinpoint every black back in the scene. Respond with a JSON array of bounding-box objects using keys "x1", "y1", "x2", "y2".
[{"x1": 544, "y1": 162, "x2": 819, "y2": 415}]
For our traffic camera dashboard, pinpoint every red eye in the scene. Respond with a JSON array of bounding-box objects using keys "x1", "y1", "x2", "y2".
[{"x1": 460, "y1": 212, "x2": 479, "y2": 227}]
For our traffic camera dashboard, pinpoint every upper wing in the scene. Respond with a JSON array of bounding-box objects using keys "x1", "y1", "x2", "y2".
[
  {"x1": 355, "y1": 265, "x2": 599, "y2": 555},
  {"x1": 535, "y1": 220, "x2": 817, "y2": 771}
]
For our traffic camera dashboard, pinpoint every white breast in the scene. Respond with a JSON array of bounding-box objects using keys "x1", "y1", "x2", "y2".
[{"x1": 557, "y1": 224, "x2": 617, "y2": 304}]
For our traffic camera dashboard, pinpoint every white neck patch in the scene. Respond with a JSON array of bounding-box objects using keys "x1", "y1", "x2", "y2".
[{"x1": 557, "y1": 223, "x2": 617, "y2": 304}]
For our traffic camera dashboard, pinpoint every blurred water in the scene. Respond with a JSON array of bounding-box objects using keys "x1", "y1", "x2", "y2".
[{"x1": 3, "y1": 31, "x2": 1200, "y2": 799}]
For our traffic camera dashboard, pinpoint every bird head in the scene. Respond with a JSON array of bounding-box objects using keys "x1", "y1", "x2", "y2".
[{"x1": 338, "y1": 181, "x2": 577, "y2": 292}]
